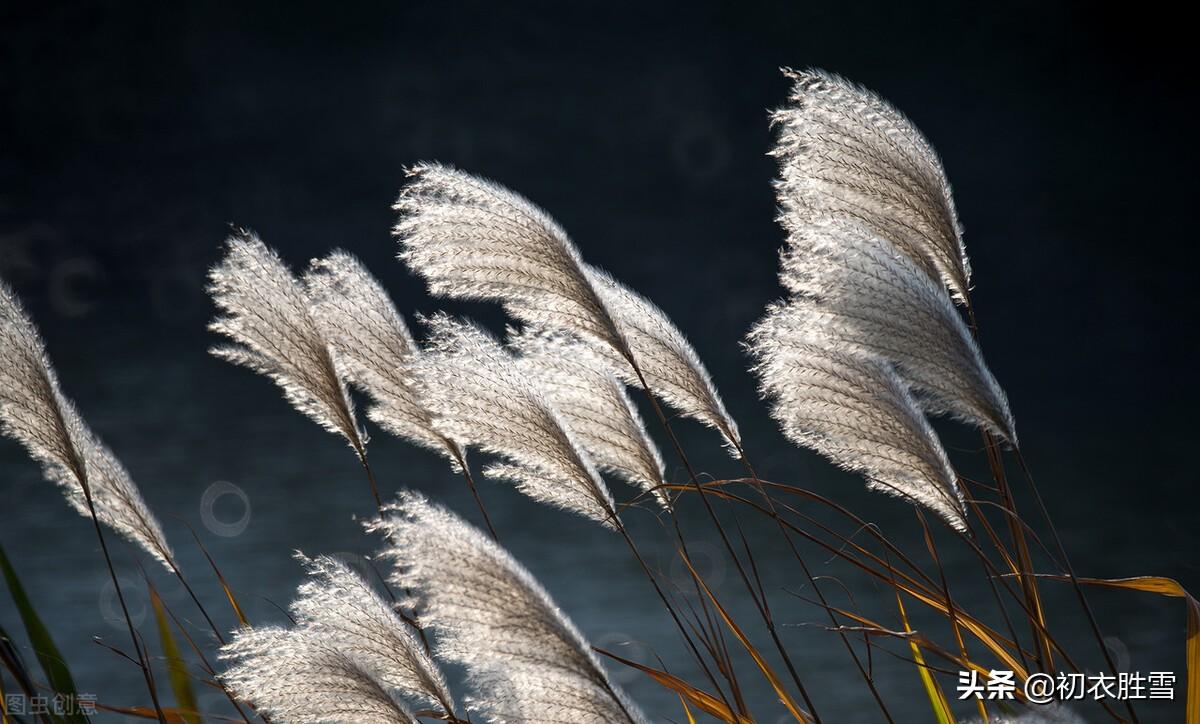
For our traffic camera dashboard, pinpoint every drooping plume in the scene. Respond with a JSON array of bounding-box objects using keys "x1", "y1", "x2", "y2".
[
  {"x1": 208, "y1": 232, "x2": 367, "y2": 458},
  {"x1": 220, "y1": 626, "x2": 417, "y2": 724},
  {"x1": 370, "y1": 492, "x2": 649, "y2": 724},
  {"x1": 411, "y1": 314, "x2": 617, "y2": 527},
  {"x1": 508, "y1": 327, "x2": 667, "y2": 508},
  {"x1": 394, "y1": 164, "x2": 741, "y2": 453},
  {"x1": 304, "y1": 250, "x2": 456, "y2": 460},
  {"x1": 781, "y1": 220, "x2": 1015, "y2": 443},
  {"x1": 772, "y1": 68, "x2": 971, "y2": 302},
  {"x1": 290, "y1": 554, "x2": 456, "y2": 717},
  {"x1": 587, "y1": 267, "x2": 742, "y2": 453},
  {"x1": 747, "y1": 300, "x2": 966, "y2": 530},
  {"x1": 0, "y1": 282, "x2": 175, "y2": 567},
  {"x1": 394, "y1": 163, "x2": 624, "y2": 348}
]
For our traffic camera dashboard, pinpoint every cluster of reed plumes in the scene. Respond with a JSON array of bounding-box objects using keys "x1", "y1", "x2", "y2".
[{"x1": 1, "y1": 68, "x2": 1192, "y2": 724}]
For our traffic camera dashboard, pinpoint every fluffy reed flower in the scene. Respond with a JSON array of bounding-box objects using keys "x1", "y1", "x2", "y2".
[
  {"x1": 221, "y1": 626, "x2": 417, "y2": 724},
  {"x1": 208, "y1": 231, "x2": 367, "y2": 459},
  {"x1": 508, "y1": 327, "x2": 667, "y2": 507},
  {"x1": 771, "y1": 68, "x2": 971, "y2": 302},
  {"x1": 394, "y1": 163, "x2": 623, "y2": 347},
  {"x1": 780, "y1": 219, "x2": 1016, "y2": 443},
  {"x1": 290, "y1": 554, "x2": 456, "y2": 717},
  {"x1": 411, "y1": 315, "x2": 617, "y2": 527},
  {"x1": 747, "y1": 300, "x2": 966, "y2": 530},
  {"x1": 304, "y1": 250, "x2": 457, "y2": 460},
  {"x1": 394, "y1": 163, "x2": 740, "y2": 452},
  {"x1": 0, "y1": 281, "x2": 174, "y2": 567},
  {"x1": 586, "y1": 266, "x2": 741, "y2": 452},
  {"x1": 370, "y1": 492, "x2": 649, "y2": 724}
]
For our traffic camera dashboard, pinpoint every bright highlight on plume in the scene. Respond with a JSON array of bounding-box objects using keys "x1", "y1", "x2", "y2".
[
  {"x1": 370, "y1": 492, "x2": 649, "y2": 724},
  {"x1": 780, "y1": 219, "x2": 1015, "y2": 443},
  {"x1": 771, "y1": 68, "x2": 971, "y2": 302},
  {"x1": 208, "y1": 231, "x2": 367, "y2": 459},
  {"x1": 304, "y1": 250, "x2": 457, "y2": 460},
  {"x1": 509, "y1": 327, "x2": 667, "y2": 508},
  {"x1": 0, "y1": 281, "x2": 175, "y2": 568},
  {"x1": 411, "y1": 315, "x2": 618, "y2": 527},
  {"x1": 221, "y1": 626, "x2": 419, "y2": 724},
  {"x1": 394, "y1": 164, "x2": 741, "y2": 454},
  {"x1": 289, "y1": 554, "x2": 457, "y2": 716},
  {"x1": 747, "y1": 303, "x2": 967, "y2": 530}
]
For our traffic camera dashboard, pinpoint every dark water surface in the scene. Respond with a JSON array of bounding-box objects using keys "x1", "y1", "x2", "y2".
[{"x1": 2, "y1": 2, "x2": 1197, "y2": 721}]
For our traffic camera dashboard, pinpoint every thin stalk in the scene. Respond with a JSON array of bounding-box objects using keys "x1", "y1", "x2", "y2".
[
  {"x1": 966, "y1": 297, "x2": 1134, "y2": 722},
  {"x1": 1013, "y1": 448, "x2": 1137, "y2": 724},
  {"x1": 624, "y1": 357, "x2": 821, "y2": 722},
  {"x1": 355, "y1": 447, "x2": 384, "y2": 510},
  {"x1": 738, "y1": 449, "x2": 893, "y2": 722},
  {"x1": 611, "y1": 517, "x2": 741, "y2": 719},
  {"x1": 964, "y1": 300, "x2": 1052, "y2": 673},
  {"x1": 915, "y1": 508, "x2": 987, "y2": 723},
  {"x1": 449, "y1": 447, "x2": 499, "y2": 541},
  {"x1": 79, "y1": 486, "x2": 167, "y2": 724}
]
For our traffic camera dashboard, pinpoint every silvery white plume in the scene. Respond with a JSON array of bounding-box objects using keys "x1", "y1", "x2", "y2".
[
  {"x1": 304, "y1": 250, "x2": 457, "y2": 460},
  {"x1": 586, "y1": 266, "x2": 742, "y2": 453},
  {"x1": 747, "y1": 300, "x2": 966, "y2": 530},
  {"x1": 781, "y1": 219, "x2": 1016, "y2": 443},
  {"x1": 772, "y1": 68, "x2": 971, "y2": 302},
  {"x1": 0, "y1": 282, "x2": 174, "y2": 568},
  {"x1": 508, "y1": 327, "x2": 667, "y2": 508},
  {"x1": 220, "y1": 626, "x2": 417, "y2": 724},
  {"x1": 208, "y1": 232, "x2": 367, "y2": 458},
  {"x1": 370, "y1": 492, "x2": 649, "y2": 724},
  {"x1": 395, "y1": 164, "x2": 741, "y2": 453},
  {"x1": 394, "y1": 163, "x2": 623, "y2": 348},
  {"x1": 290, "y1": 554, "x2": 456, "y2": 717},
  {"x1": 412, "y1": 314, "x2": 617, "y2": 527}
]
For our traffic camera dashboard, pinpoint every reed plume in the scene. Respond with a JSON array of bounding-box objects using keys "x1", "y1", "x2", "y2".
[
  {"x1": 370, "y1": 492, "x2": 649, "y2": 724},
  {"x1": 771, "y1": 68, "x2": 971, "y2": 302},
  {"x1": 221, "y1": 626, "x2": 417, "y2": 724},
  {"x1": 779, "y1": 219, "x2": 1016, "y2": 443},
  {"x1": 290, "y1": 554, "x2": 456, "y2": 716},
  {"x1": 508, "y1": 327, "x2": 667, "y2": 507},
  {"x1": 208, "y1": 231, "x2": 368, "y2": 461},
  {"x1": 747, "y1": 300, "x2": 966, "y2": 530},
  {"x1": 586, "y1": 266, "x2": 742, "y2": 452},
  {"x1": 394, "y1": 163, "x2": 623, "y2": 347},
  {"x1": 304, "y1": 250, "x2": 457, "y2": 460},
  {"x1": 394, "y1": 164, "x2": 741, "y2": 452},
  {"x1": 0, "y1": 281, "x2": 174, "y2": 568},
  {"x1": 412, "y1": 314, "x2": 617, "y2": 527}
]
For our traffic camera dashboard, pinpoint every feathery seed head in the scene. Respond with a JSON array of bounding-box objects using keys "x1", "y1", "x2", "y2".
[
  {"x1": 288, "y1": 553, "x2": 456, "y2": 715},
  {"x1": 208, "y1": 231, "x2": 368, "y2": 457},
  {"x1": 393, "y1": 164, "x2": 741, "y2": 454},
  {"x1": 369, "y1": 492, "x2": 649, "y2": 723},
  {"x1": 509, "y1": 327, "x2": 668, "y2": 508},
  {"x1": 304, "y1": 250, "x2": 459, "y2": 460},
  {"x1": 412, "y1": 314, "x2": 619, "y2": 528},
  {"x1": 0, "y1": 281, "x2": 175, "y2": 567},
  {"x1": 221, "y1": 625, "x2": 418, "y2": 724},
  {"x1": 781, "y1": 219, "x2": 1016, "y2": 443},
  {"x1": 747, "y1": 299, "x2": 967, "y2": 530},
  {"x1": 773, "y1": 68, "x2": 971, "y2": 302}
]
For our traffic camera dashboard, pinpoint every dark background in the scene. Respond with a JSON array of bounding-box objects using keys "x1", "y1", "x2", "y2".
[{"x1": 1, "y1": 2, "x2": 1196, "y2": 721}]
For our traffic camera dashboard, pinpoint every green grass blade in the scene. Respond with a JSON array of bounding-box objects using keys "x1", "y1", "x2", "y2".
[
  {"x1": 895, "y1": 589, "x2": 956, "y2": 724},
  {"x1": 149, "y1": 585, "x2": 201, "y2": 724},
  {"x1": 0, "y1": 542, "x2": 87, "y2": 724}
]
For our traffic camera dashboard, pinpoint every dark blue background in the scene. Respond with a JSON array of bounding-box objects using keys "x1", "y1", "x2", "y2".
[{"x1": 2, "y1": 2, "x2": 1196, "y2": 721}]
